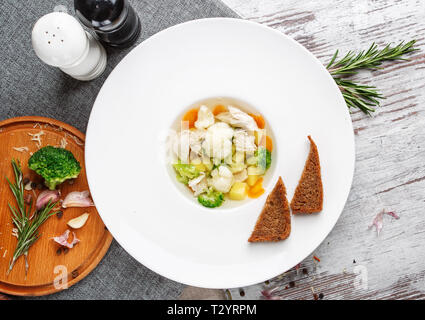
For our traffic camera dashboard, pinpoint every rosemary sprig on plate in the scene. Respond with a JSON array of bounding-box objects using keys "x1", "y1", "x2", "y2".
[
  {"x1": 326, "y1": 40, "x2": 417, "y2": 115},
  {"x1": 6, "y1": 159, "x2": 57, "y2": 276}
]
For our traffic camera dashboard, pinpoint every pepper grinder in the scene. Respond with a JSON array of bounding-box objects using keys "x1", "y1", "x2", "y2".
[
  {"x1": 32, "y1": 12, "x2": 107, "y2": 81},
  {"x1": 74, "y1": 0, "x2": 141, "y2": 48}
]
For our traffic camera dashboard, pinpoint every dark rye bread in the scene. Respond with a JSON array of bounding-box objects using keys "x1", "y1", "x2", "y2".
[
  {"x1": 248, "y1": 177, "x2": 291, "y2": 242},
  {"x1": 290, "y1": 136, "x2": 323, "y2": 214}
]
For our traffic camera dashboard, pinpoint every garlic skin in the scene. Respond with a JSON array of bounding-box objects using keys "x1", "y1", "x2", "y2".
[
  {"x1": 67, "y1": 213, "x2": 89, "y2": 229},
  {"x1": 62, "y1": 191, "x2": 94, "y2": 208},
  {"x1": 36, "y1": 190, "x2": 60, "y2": 210},
  {"x1": 52, "y1": 229, "x2": 80, "y2": 248}
]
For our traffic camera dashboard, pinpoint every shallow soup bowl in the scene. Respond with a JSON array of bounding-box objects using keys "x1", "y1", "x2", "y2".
[{"x1": 85, "y1": 18, "x2": 355, "y2": 288}]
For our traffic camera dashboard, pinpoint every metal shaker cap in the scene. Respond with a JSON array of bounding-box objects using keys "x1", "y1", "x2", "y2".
[{"x1": 32, "y1": 12, "x2": 88, "y2": 68}]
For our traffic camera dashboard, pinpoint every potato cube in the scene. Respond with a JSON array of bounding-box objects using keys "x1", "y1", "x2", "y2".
[
  {"x1": 246, "y1": 175, "x2": 259, "y2": 186},
  {"x1": 229, "y1": 182, "x2": 248, "y2": 200}
]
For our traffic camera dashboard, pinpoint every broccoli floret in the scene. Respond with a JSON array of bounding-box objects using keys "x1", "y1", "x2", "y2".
[
  {"x1": 198, "y1": 188, "x2": 224, "y2": 208},
  {"x1": 28, "y1": 146, "x2": 81, "y2": 190},
  {"x1": 173, "y1": 163, "x2": 200, "y2": 185},
  {"x1": 255, "y1": 147, "x2": 272, "y2": 171}
]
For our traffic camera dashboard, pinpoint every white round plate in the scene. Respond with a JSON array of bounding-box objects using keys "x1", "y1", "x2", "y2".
[{"x1": 86, "y1": 18, "x2": 355, "y2": 289}]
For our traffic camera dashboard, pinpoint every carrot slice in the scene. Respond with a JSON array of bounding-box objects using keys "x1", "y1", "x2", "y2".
[
  {"x1": 248, "y1": 186, "x2": 265, "y2": 198},
  {"x1": 249, "y1": 113, "x2": 265, "y2": 129},
  {"x1": 265, "y1": 135, "x2": 273, "y2": 152},
  {"x1": 259, "y1": 135, "x2": 273, "y2": 151},
  {"x1": 213, "y1": 104, "x2": 227, "y2": 116},
  {"x1": 182, "y1": 108, "x2": 199, "y2": 129},
  {"x1": 248, "y1": 189, "x2": 265, "y2": 198},
  {"x1": 248, "y1": 178, "x2": 265, "y2": 198}
]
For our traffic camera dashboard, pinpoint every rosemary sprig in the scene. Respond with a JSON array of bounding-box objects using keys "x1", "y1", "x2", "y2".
[
  {"x1": 6, "y1": 159, "x2": 57, "y2": 276},
  {"x1": 326, "y1": 40, "x2": 417, "y2": 115},
  {"x1": 334, "y1": 78, "x2": 384, "y2": 114},
  {"x1": 327, "y1": 40, "x2": 417, "y2": 76}
]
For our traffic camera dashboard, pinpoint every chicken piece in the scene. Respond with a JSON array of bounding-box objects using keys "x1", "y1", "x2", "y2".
[
  {"x1": 215, "y1": 106, "x2": 258, "y2": 131},
  {"x1": 233, "y1": 129, "x2": 257, "y2": 152},
  {"x1": 195, "y1": 105, "x2": 215, "y2": 129},
  {"x1": 188, "y1": 173, "x2": 208, "y2": 196},
  {"x1": 189, "y1": 129, "x2": 206, "y2": 155},
  {"x1": 208, "y1": 165, "x2": 234, "y2": 193},
  {"x1": 202, "y1": 122, "x2": 234, "y2": 161}
]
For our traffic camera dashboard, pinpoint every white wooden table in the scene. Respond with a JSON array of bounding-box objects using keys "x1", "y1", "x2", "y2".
[{"x1": 180, "y1": 0, "x2": 425, "y2": 300}]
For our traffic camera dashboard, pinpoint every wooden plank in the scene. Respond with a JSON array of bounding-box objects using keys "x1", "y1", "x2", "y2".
[{"x1": 222, "y1": 0, "x2": 425, "y2": 300}]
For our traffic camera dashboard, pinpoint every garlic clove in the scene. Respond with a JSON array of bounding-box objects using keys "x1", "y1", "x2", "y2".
[
  {"x1": 24, "y1": 181, "x2": 33, "y2": 191},
  {"x1": 36, "y1": 190, "x2": 60, "y2": 210},
  {"x1": 67, "y1": 213, "x2": 89, "y2": 229},
  {"x1": 62, "y1": 191, "x2": 94, "y2": 208}
]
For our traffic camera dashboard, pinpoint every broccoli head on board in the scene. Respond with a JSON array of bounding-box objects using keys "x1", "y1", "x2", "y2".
[{"x1": 28, "y1": 146, "x2": 81, "y2": 190}]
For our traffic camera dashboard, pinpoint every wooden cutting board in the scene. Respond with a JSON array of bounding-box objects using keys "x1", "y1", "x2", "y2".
[{"x1": 0, "y1": 116, "x2": 113, "y2": 296}]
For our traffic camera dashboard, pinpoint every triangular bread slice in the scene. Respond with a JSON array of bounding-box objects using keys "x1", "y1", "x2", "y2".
[
  {"x1": 248, "y1": 177, "x2": 291, "y2": 242},
  {"x1": 290, "y1": 136, "x2": 323, "y2": 214}
]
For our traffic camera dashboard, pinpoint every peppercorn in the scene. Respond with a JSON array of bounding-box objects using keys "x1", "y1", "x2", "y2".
[
  {"x1": 56, "y1": 247, "x2": 62, "y2": 255},
  {"x1": 56, "y1": 210, "x2": 63, "y2": 219}
]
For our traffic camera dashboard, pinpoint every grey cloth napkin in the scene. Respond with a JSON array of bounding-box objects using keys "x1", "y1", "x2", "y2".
[{"x1": 0, "y1": 0, "x2": 237, "y2": 299}]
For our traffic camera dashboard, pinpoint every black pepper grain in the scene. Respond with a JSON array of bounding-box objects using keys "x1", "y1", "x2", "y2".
[
  {"x1": 63, "y1": 247, "x2": 69, "y2": 254},
  {"x1": 56, "y1": 210, "x2": 63, "y2": 219},
  {"x1": 31, "y1": 182, "x2": 37, "y2": 189},
  {"x1": 56, "y1": 247, "x2": 62, "y2": 255},
  {"x1": 289, "y1": 281, "x2": 295, "y2": 288},
  {"x1": 319, "y1": 293, "x2": 324, "y2": 300},
  {"x1": 302, "y1": 268, "x2": 308, "y2": 275}
]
